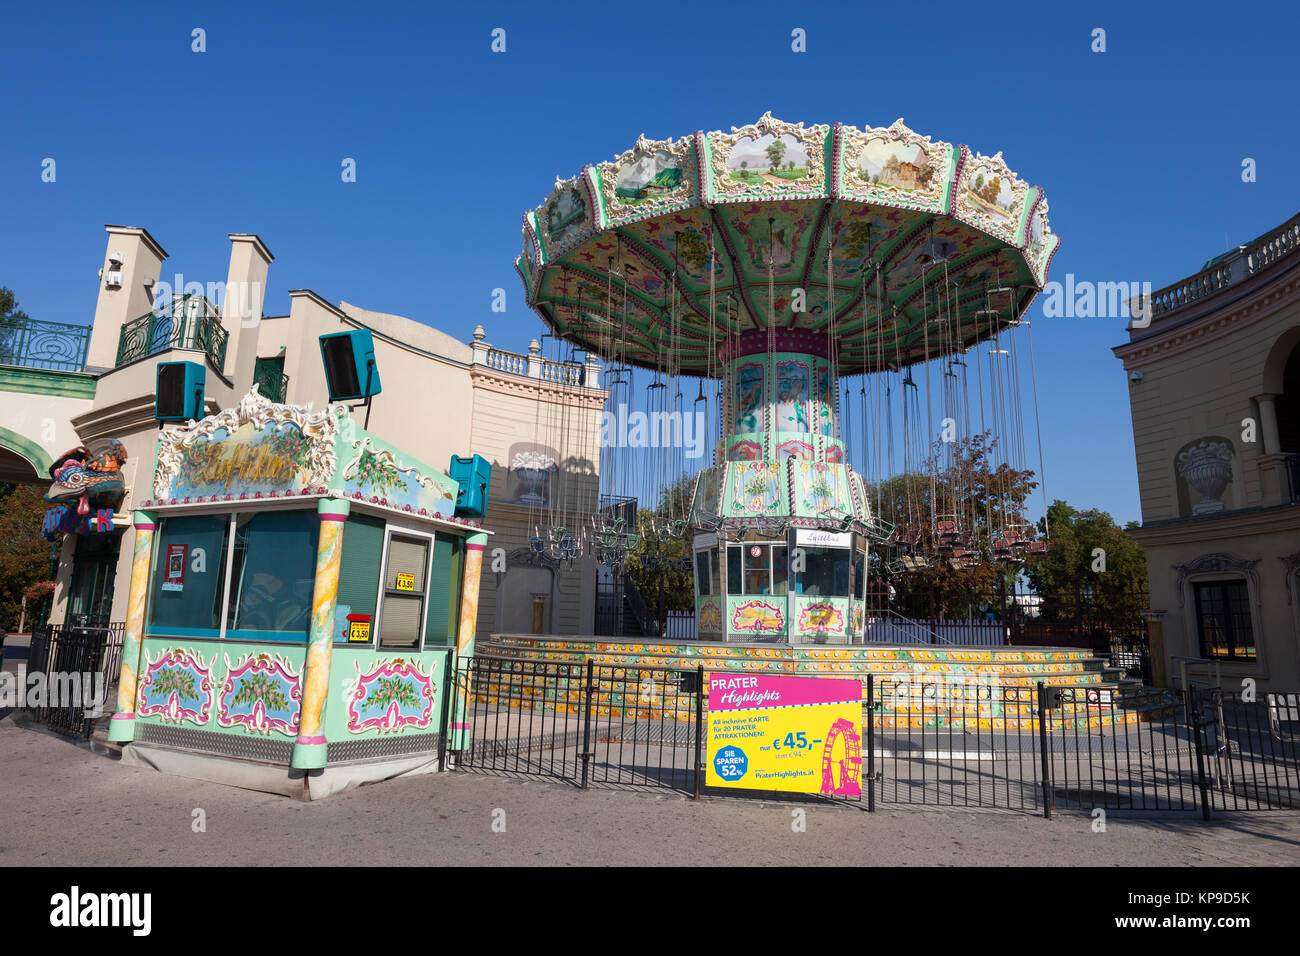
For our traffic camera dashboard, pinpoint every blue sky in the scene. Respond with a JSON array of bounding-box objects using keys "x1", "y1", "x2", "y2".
[{"x1": 4, "y1": 0, "x2": 1298, "y2": 525}]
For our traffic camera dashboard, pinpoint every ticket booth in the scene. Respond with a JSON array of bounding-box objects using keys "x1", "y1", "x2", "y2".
[
  {"x1": 693, "y1": 527, "x2": 866, "y2": 643},
  {"x1": 107, "y1": 389, "x2": 489, "y2": 798}
]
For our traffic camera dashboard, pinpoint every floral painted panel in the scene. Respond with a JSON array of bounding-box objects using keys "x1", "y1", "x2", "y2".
[
  {"x1": 217, "y1": 653, "x2": 303, "y2": 736},
  {"x1": 138, "y1": 646, "x2": 215, "y2": 726}
]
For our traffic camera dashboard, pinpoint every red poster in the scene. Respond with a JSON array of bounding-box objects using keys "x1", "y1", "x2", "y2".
[{"x1": 162, "y1": 544, "x2": 188, "y2": 592}]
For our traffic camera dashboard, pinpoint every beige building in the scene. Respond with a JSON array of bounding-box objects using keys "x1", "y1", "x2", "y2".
[
  {"x1": 35, "y1": 224, "x2": 605, "y2": 639},
  {"x1": 1114, "y1": 211, "x2": 1300, "y2": 692}
]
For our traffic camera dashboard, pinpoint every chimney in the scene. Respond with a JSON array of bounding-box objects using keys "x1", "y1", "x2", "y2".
[
  {"x1": 220, "y1": 234, "x2": 273, "y2": 394},
  {"x1": 84, "y1": 225, "x2": 167, "y2": 371}
]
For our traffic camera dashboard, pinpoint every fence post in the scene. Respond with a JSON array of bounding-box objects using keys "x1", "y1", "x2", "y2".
[
  {"x1": 581, "y1": 657, "x2": 594, "y2": 790},
  {"x1": 1037, "y1": 683, "x2": 1053, "y2": 819},
  {"x1": 866, "y1": 673, "x2": 876, "y2": 813},
  {"x1": 437, "y1": 648, "x2": 454, "y2": 772},
  {"x1": 1184, "y1": 687, "x2": 1212, "y2": 822},
  {"x1": 693, "y1": 664, "x2": 704, "y2": 800}
]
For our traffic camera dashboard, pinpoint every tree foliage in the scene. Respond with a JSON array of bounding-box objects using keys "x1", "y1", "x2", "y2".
[
  {"x1": 0, "y1": 484, "x2": 58, "y2": 633},
  {"x1": 1, "y1": 286, "x2": 30, "y2": 320},
  {"x1": 866, "y1": 431, "x2": 1037, "y2": 616},
  {"x1": 1025, "y1": 500, "x2": 1148, "y2": 625},
  {"x1": 624, "y1": 473, "x2": 697, "y2": 616}
]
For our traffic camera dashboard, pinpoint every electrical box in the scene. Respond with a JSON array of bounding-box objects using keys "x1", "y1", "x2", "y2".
[
  {"x1": 319, "y1": 328, "x2": 382, "y2": 402},
  {"x1": 155, "y1": 361, "x2": 206, "y2": 422},
  {"x1": 449, "y1": 454, "x2": 491, "y2": 518}
]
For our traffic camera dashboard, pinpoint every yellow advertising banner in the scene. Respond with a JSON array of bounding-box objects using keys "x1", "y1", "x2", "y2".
[{"x1": 706, "y1": 673, "x2": 862, "y2": 796}]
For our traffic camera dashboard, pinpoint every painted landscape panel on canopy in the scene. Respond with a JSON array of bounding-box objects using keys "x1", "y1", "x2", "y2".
[
  {"x1": 541, "y1": 181, "x2": 593, "y2": 254},
  {"x1": 598, "y1": 135, "x2": 699, "y2": 226},
  {"x1": 708, "y1": 114, "x2": 830, "y2": 203},
  {"x1": 955, "y1": 149, "x2": 1030, "y2": 245},
  {"x1": 838, "y1": 121, "x2": 954, "y2": 211}
]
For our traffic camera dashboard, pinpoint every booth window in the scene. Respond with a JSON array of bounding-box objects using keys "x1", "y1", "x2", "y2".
[
  {"x1": 727, "y1": 543, "x2": 787, "y2": 596},
  {"x1": 379, "y1": 534, "x2": 429, "y2": 648},
  {"x1": 695, "y1": 549, "x2": 719, "y2": 596},
  {"x1": 335, "y1": 513, "x2": 386, "y2": 644},
  {"x1": 795, "y1": 546, "x2": 851, "y2": 597},
  {"x1": 423, "y1": 533, "x2": 461, "y2": 647},
  {"x1": 1193, "y1": 580, "x2": 1255, "y2": 661},
  {"x1": 225, "y1": 510, "x2": 319, "y2": 642},
  {"x1": 147, "y1": 514, "x2": 230, "y2": 636}
]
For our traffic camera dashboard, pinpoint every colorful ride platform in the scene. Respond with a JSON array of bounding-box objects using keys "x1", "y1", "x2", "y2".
[{"x1": 480, "y1": 634, "x2": 1173, "y2": 731}]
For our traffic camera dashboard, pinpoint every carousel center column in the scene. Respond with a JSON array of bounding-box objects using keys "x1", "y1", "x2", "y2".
[
  {"x1": 107, "y1": 510, "x2": 157, "y2": 744},
  {"x1": 450, "y1": 531, "x2": 488, "y2": 751},
  {"x1": 290, "y1": 498, "x2": 350, "y2": 770}
]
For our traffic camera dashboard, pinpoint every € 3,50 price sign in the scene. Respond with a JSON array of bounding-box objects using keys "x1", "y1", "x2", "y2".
[{"x1": 706, "y1": 672, "x2": 863, "y2": 796}]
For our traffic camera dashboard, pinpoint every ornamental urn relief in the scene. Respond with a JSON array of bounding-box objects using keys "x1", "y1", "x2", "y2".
[{"x1": 1177, "y1": 440, "x2": 1233, "y2": 514}]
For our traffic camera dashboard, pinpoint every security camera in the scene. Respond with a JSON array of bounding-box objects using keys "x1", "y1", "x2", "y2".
[{"x1": 1129, "y1": 370, "x2": 1143, "y2": 384}]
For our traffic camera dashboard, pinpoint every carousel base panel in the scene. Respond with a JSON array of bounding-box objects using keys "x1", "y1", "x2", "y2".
[
  {"x1": 120, "y1": 737, "x2": 443, "y2": 800},
  {"x1": 479, "y1": 634, "x2": 1174, "y2": 730}
]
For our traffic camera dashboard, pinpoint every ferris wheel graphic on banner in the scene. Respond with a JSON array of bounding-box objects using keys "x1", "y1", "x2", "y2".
[{"x1": 820, "y1": 717, "x2": 862, "y2": 796}]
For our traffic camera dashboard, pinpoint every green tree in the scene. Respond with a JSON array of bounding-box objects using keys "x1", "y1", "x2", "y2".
[
  {"x1": 1025, "y1": 500, "x2": 1148, "y2": 626},
  {"x1": 0, "y1": 286, "x2": 29, "y2": 320},
  {"x1": 624, "y1": 474, "x2": 697, "y2": 622},
  {"x1": 0, "y1": 485, "x2": 59, "y2": 633},
  {"x1": 765, "y1": 139, "x2": 787, "y2": 170},
  {"x1": 866, "y1": 431, "x2": 1038, "y2": 616}
]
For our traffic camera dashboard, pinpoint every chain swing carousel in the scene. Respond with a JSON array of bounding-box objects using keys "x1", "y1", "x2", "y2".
[{"x1": 514, "y1": 113, "x2": 1060, "y2": 646}]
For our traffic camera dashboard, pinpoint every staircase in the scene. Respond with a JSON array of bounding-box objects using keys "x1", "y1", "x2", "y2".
[{"x1": 476, "y1": 635, "x2": 1176, "y2": 730}]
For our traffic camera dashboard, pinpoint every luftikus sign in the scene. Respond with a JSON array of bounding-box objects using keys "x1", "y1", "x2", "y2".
[{"x1": 153, "y1": 390, "x2": 340, "y2": 501}]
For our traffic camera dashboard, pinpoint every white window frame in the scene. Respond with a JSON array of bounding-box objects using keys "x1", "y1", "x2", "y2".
[{"x1": 374, "y1": 521, "x2": 436, "y2": 652}]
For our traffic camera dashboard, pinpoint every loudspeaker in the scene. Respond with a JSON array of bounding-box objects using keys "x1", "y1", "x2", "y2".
[
  {"x1": 449, "y1": 454, "x2": 492, "y2": 517},
  {"x1": 319, "y1": 329, "x2": 382, "y2": 402},
  {"x1": 156, "y1": 361, "x2": 205, "y2": 422}
]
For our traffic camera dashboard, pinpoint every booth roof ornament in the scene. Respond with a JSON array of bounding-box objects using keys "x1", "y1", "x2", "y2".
[{"x1": 153, "y1": 385, "x2": 343, "y2": 501}]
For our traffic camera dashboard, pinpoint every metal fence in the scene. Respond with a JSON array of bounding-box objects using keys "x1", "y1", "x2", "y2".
[
  {"x1": 451, "y1": 656, "x2": 1299, "y2": 817},
  {"x1": 22, "y1": 623, "x2": 125, "y2": 740},
  {"x1": 454, "y1": 656, "x2": 702, "y2": 794}
]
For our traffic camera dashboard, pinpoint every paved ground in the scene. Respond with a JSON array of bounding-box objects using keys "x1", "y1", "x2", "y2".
[{"x1": 2, "y1": 715, "x2": 1298, "y2": 866}]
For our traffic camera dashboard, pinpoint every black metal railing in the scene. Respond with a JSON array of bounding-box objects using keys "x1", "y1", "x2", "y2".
[
  {"x1": 253, "y1": 358, "x2": 289, "y2": 403},
  {"x1": 449, "y1": 657, "x2": 1299, "y2": 818},
  {"x1": 0, "y1": 315, "x2": 91, "y2": 372},
  {"x1": 23, "y1": 622, "x2": 126, "y2": 740},
  {"x1": 114, "y1": 294, "x2": 228, "y2": 370},
  {"x1": 454, "y1": 656, "x2": 704, "y2": 795}
]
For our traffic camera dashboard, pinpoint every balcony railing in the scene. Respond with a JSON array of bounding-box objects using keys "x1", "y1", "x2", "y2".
[
  {"x1": 1148, "y1": 210, "x2": 1300, "y2": 320},
  {"x1": 115, "y1": 294, "x2": 229, "y2": 370},
  {"x1": 0, "y1": 315, "x2": 91, "y2": 372},
  {"x1": 484, "y1": 346, "x2": 585, "y2": 386},
  {"x1": 253, "y1": 357, "x2": 289, "y2": 404}
]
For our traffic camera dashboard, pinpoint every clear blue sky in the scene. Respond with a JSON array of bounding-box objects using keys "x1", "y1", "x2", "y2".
[{"x1": 4, "y1": 0, "x2": 1298, "y2": 525}]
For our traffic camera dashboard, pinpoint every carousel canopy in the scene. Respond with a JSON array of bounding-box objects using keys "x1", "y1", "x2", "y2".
[{"x1": 518, "y1": 113, "x2": 1059, "y2": 378}]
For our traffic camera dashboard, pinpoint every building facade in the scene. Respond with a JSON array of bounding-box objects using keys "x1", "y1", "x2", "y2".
[
  {"x1": 4, "y1": 224, "x2": 604, "y2": 642},
  {"x1": 1114, "y1": 211, "x2": 1300, "y2": 692}
]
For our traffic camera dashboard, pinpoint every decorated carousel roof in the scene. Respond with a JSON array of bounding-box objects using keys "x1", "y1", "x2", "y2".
[{"x1": 517, "y1": 113, "x2": 1059, "y2": 378}]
